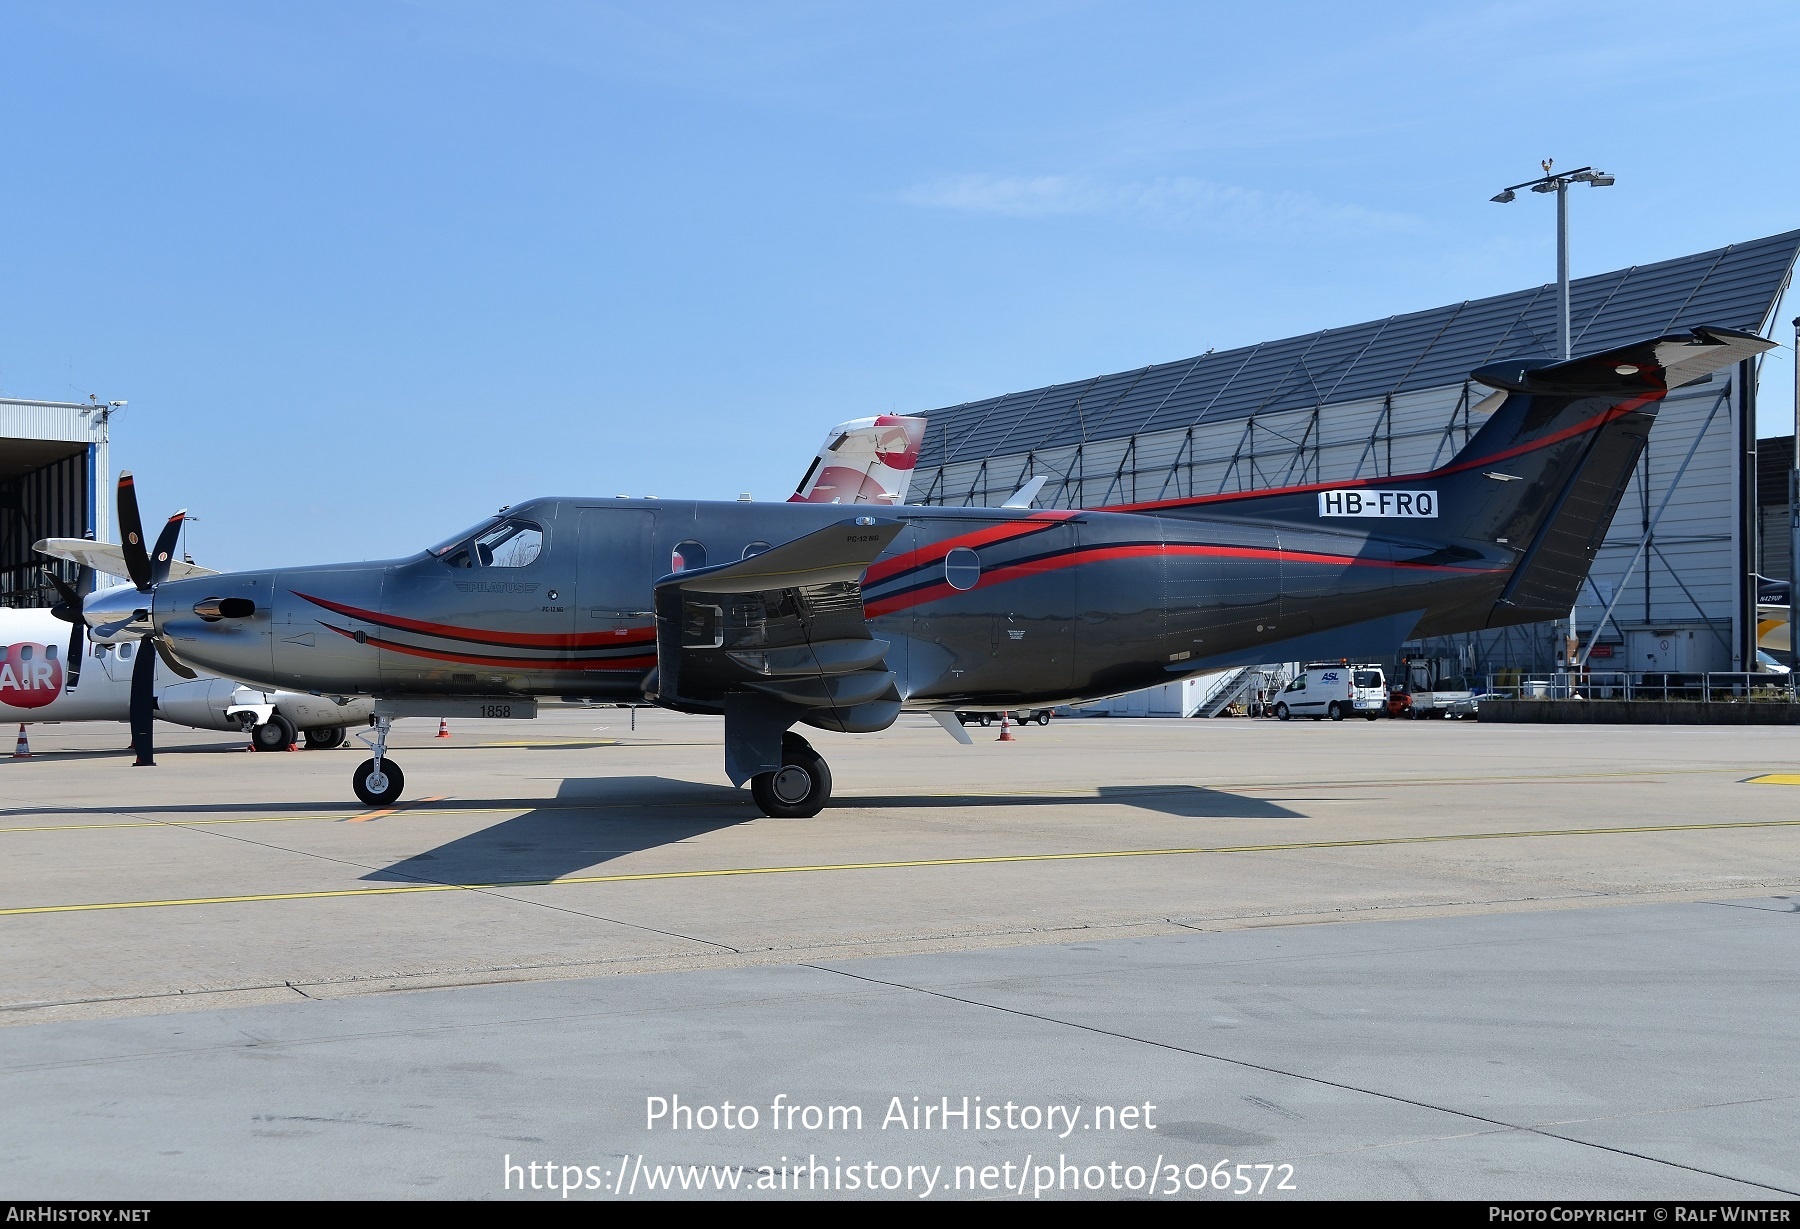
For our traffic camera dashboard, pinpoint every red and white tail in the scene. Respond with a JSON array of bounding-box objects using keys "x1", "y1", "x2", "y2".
[{"x1": 789, "y1": 415, "x2": 926, "y2": 505}]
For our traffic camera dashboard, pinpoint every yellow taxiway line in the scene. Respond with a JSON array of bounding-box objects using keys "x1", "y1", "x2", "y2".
[
  {"x1": 1747, "y1": 774, "x2": 1800, "y2": 786},
  {"x1": 6, "y1": 814, "x2": 1800, "y2": 918}
]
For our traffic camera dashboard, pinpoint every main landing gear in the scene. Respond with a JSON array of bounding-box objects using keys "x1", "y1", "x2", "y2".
[
  {"x1": 352, "y1": 715, "x2": 404, "y2": 806},
  {"x1": 249, "y1": 713, "x2": 297, "y2": 752},
  {"x1": 750, "y1": 732, "x2": 831, "y2": 819}
]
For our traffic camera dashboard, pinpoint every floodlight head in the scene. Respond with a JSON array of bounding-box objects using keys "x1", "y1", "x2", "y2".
[
  {"x1": 109, "y1": 400, "x2": 127, "y2": 408},
  {"x1": 1587, "y1": 173, "x2": 1615, "y2": 186},
  {"x1": 1530, "y1": 180, "x2": 1558, "y2": 193},
  {"x1": 1490, "y1": 189, "x2": 1515, "y2": 203}
]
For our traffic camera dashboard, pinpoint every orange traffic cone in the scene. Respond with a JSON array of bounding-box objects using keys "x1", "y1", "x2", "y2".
[
  {"x1": 11, "y1": 724, "x2": 29, "y2": 759},
  {"x1": 436, "y1": 718, "x2": 451, "y2": 739},
  {"x1": 996, "y1": 710, "x2": 1015, "y2": 742}
]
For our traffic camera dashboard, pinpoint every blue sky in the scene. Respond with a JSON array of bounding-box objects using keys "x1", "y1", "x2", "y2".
[{"x1": 3, "y1": 1, "x2": 1797, "y2": 570}]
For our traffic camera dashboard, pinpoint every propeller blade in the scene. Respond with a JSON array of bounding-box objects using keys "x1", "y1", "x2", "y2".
[
  {"x1": 130, "y1": 640, "x2": 157, "y2": 766},
  {"x1": 149, "y1": 511, "x2": 187, "y2": 587},
  {"x1": 43, "y1": 569, "x2": 81, "y2": 623},
  {"x1": 116, "y1": 472, "x2": 153, "y2": 592},
  {"x1": 153, "y1": 636, "x2": 197, "y2": 681},
  {"x1": 64, "y1": 615, "x2": 84, "y2": 691}
]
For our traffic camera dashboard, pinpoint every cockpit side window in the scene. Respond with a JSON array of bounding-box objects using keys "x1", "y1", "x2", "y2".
[
  {"x1": 473, "y1": 520, "x2": 544, "y2": 568},
  {"x1": 436, "y1": 518, "x2": 544, "y2": 569},
  {"x1": 429, "y1": 517, "x2": 503, "y2": 558}
]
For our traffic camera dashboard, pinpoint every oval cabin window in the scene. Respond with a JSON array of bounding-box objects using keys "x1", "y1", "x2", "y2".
[
  {"x1": 944, "y1": 547, "x2": 981, "y2": 592},
  {"x1": 672, "y1": 540, "x2": 707, "y2": 572}
]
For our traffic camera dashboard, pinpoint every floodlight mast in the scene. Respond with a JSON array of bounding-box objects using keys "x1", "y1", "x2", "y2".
[
  {"x1": 1491, "y1": 162, "x2": 1615, "y2": 671},
  {"x1": 1489, "y1": 162, "x2": 1615, "y2": 361}
]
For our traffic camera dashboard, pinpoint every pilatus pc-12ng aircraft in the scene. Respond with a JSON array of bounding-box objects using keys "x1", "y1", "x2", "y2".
[{"x1": 66, "y1": 326, "x2": 1771, "y2": 813}]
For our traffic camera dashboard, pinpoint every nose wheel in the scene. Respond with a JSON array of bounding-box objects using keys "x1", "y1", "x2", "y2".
[
  {"x1": 353, "y1": 758, "x2": 405, "y2": 806},
  {"x1": 351, "y1": 715, "x2": 403, "y2": 806},
  {"x1": 750, "y1": 735, "x2": 832, "y2": 818}
]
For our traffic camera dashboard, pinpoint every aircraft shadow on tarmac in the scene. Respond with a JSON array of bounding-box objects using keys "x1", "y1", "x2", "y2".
[
  {"x1": 838, "y1": 784, "x2": 1302, "y2": 820},
  {"x1": 358, "y1": 779, "x2": 1302, "y2": 887},
  {"x1": 361, "y1": 776, "x2": 750, "y2": 886}
]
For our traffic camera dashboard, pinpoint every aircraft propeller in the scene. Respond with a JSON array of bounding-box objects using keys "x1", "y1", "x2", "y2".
[
  {"x1": 99, "y1": 472, "x2": 199, "y2": 766},
  {"x1": 43, "y1": 563, "x2": 95, "y2": 691}
]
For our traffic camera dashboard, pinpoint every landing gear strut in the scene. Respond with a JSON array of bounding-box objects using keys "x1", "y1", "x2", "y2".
[
  {"x1": 352, "y1": 715, "x2": 404, "y2": 806},
  {"x1": 750, "y1": 732, "x2": 831, "y2": 818}
]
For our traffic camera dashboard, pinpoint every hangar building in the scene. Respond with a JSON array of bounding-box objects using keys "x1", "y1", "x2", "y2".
[
  {"x1": 909, "y1": 230, "x2": 1800, "y2": 679},
  {"x1": 0, "y1": 398, "x2": 113, "y2": 609}
]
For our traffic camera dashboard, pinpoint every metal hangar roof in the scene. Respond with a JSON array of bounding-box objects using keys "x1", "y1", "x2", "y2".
[{"x1": 913, "y1": 229, "x2": 1800, "y2": 473}]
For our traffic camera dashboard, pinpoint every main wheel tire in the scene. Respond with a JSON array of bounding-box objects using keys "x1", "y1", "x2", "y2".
[
  {"x1": 1274, "y1": 703, "x2": 1291, "y2": 722},
  {"x1": 352, "y1": 758, "x2": 404, "y2": 806},
  {"x1": 303, "y1": 726, "x2": 347, "y2": 751},
  {"x1": 978, "y1": 714, "x2": 993, "y2": 727},
  {"x1": 750, "y1": 748, "x2": 831, "y2": 818},
  {"x1": 1328, "y1": 702, "x2": 1344, "y2": 721},
  {"x1": 1035, "y1": 711, "x2": 1050, "y2": 726},
  {"x1": 251, "y1": 713, "x2": 297, "y2": 752}
]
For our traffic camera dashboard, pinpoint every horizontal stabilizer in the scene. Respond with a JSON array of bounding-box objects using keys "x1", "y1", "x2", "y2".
[{"x1": 1473, "y1": 324, "x2": 1772, "y2": 396}]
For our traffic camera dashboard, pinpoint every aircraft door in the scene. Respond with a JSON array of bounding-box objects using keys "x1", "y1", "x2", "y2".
[
  {"x1": 576, "y1": 510, "x2": 661, "y2": 689},
  {"x1": 577, "y1": 509, "x2": 659, "y2": 623}
]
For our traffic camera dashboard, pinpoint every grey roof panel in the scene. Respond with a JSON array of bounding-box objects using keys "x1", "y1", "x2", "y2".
[{"x1": 913, "y1": 230, "x2": 1800, "y2": 471}]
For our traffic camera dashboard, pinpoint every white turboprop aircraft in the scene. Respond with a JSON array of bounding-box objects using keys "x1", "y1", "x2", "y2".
[{"x1": 14, "y1": 414, "x2": 929, "y2": 755}]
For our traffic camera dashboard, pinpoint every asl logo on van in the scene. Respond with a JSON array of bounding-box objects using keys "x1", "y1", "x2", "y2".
[
  {"x1": 1317, "y1": 490, "x2": 1437, "y2": 518},
  {"x1": 0, "y1": 642, "x2": 63, "y2": 709}
]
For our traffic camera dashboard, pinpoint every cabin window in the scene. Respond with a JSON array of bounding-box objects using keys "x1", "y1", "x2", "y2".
[
  {"x1": 741, "y1": 541, "x2": 771, "y2": 560},
  {"x1": 119, "y1": 642, "x2": 133, "y2": 660},
  {"x1": 18, "y1": 645, "x2": 31, "y2": 661},
  {"x1": 672, "y1": 540, "x2": 707, "y2": 572},
  {"x1": 944, "y1": 547, "x2": 981, "y2": 592},
  {"x1": 45, "y1": 644, "x2": 57, "y2": 661},
  {"x1": 472, "y1": 520, "x2": 543, "y2": 568}
]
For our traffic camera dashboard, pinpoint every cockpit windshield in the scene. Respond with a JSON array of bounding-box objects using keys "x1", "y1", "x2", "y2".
[
  {"x1": 429, "y1": 517, "x2": 503, "y2": 558},
  {"x1": 434, "y1": 518, "x2": 545, "y2": 570}
]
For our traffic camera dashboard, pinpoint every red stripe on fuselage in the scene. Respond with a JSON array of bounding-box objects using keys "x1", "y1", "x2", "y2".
[
  {"x1": 863, "y1": 510, "x2": 1077, "y2": 586},
  {"x1": 317, "y1": 622, "x2": 655, "y2": 671},
  {"x1": 294, "y1": 590, "x2": 653, "y2": 649},
  {"x1": 862, "y1": 542, "x2": 1494, "y2": 618},
  {"x1": 1102, "y1": 391, "x2": 1664, "y2": 514}
]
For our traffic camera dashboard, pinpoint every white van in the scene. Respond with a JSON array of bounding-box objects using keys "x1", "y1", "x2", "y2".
[{"x1": 1273, "y1": 664, "x2": 1387, "y2": 721}]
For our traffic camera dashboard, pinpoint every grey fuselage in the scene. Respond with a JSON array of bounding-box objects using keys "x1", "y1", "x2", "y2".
[{"x1": 151, "y1": 495, "x2": 1508, "y2": 711}]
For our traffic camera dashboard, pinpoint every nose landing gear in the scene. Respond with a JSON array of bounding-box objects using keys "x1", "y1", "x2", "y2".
[
  {"x1": 750, "y1": 732, "x2": 831, "y2": 818},
  {"x1": 352, "y1": 715, "x2": 404, "y2": 806}
]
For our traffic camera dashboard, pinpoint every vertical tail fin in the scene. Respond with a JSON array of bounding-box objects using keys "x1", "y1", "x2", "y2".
[
  {"x1": 1451, "y1": 325, "x2": 1771, "y2": 626},
  {"x1": 789, "y1": 415, "x2": 926, "y2": 505}
]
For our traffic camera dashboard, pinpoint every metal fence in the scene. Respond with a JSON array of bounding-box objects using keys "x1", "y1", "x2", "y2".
[{"x1": 1479, "y1": 671, "x2": 1798, "y2": 703}]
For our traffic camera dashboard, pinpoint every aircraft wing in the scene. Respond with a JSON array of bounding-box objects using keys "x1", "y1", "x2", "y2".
[
  {"x1": 35, "y1": 537, "x2": 219, "y2": 582},
  {"x1": 652, "y1": 517, "x2": 905, "y2": 783}
]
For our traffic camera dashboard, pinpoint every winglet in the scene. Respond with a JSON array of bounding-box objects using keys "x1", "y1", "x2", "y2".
[{"x1": 1002, "y1": 476, "x2": 1048, "y2": 509}]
